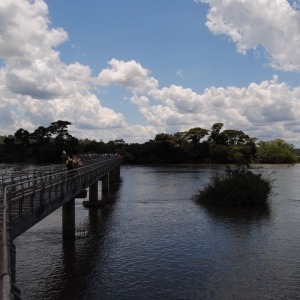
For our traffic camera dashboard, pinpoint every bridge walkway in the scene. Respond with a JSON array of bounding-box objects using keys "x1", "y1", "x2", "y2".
[
  {"x1": 0, "y1": 156, "x2": 123, "y2": 299},
  {"x1": 0, "y1": 157, "x2": 112, "y2": 230}
]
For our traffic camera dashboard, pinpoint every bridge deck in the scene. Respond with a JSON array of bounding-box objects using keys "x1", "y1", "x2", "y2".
[
  {"x1": 0, "y1": 157, "x2": 121, "y2": 236},
  {"x1": 0, "y1": 157, "x2": 123, "y2": 299}
]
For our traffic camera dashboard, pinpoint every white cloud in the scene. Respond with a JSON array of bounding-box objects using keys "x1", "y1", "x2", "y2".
[
  {"x1": 0, "y1": 1, "x2": 161, "y2": 142},
  {"x1": 176, "y1": 69, "x2": 183, "y2": 78},
  {"x1": 129, "y1": 75, "x2": 300, "y2": 144},
  {"x1": 95, "y1": 58, "x2": 159, "y2": 94},
  {"x1": 196, "y1": 0, "x2": 300, "y2": 72},
  {"x1": 130, "y1": 95, "x2": 149, "y2": 107},
  {"x1": 0, "y1": 0, "x2": 67, "y2": 60},
  {"x1": 1, "y1": 0, "x2": 300, "y2": 146},
  {"x1": 0, "y1": 0, "x2": 128, "y2": 139}
]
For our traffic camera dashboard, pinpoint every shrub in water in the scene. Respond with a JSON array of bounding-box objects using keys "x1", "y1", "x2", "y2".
[{"x1": 193, "y1": 167, "x2": 273, "y2": 206}]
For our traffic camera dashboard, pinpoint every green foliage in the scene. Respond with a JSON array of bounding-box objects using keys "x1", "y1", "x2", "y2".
[
  {"x1": 208, "y1": 123, "x2": 224, "y2": 144},
  {"x1": 14, "y1": 128, "x2": 30, "y2": 147},
  {"x1": 222, "y1": 130, "x2": 251, "y2": 145},
  {"x1": 0, "y1": 121, "x2": 298, "y2": 165},
  {"x1": 184, "y1": 127, "x2": 209, "y2": 148},
  {"x1": 193, "y1": 167, "x2": 273, "y2": 206},
  {"x1": 210, "y1": 144, "x2": 228, "y2": 163},
  {"x1": 30, "y1": 126, "x2": 51, "y2": 147},
  {"x1": 257, "y1": 139, "x2": 298, "y2": 163}
]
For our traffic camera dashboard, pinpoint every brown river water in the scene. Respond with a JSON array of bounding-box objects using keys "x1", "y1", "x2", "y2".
[{"x1": 2, "y1": 164, "x2": 300, "y2": 299}]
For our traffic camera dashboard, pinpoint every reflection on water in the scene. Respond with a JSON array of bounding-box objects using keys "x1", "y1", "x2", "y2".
[
  {"x1": 200, "y1": 203, "x2": 271, "y2": 226},
  {"x1": 7, "y1": 164, "x2": 300, "y2": 299}
]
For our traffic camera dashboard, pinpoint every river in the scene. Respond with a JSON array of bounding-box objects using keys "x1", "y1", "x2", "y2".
[{"x1": 3, "y1": 164, "x2": 300, "y2": 299}]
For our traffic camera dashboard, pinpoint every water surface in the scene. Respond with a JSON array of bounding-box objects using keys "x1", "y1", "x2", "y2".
[{"x1": 10, "y1": 164, "x2": 300, "y2": 299}]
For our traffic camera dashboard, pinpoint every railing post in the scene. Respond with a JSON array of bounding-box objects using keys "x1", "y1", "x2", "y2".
[{"x1": 39, "y1": 179, "x2": 45, "y2": 208}]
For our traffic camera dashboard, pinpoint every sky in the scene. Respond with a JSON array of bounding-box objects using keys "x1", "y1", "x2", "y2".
[{"x1": 1, "y1": 0, "x2": 300, "y2": 145}]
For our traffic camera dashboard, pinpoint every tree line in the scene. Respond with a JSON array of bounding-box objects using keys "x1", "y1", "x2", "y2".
[{"x1": 0, "y1": 121, "x2": 298, "y2": 164}]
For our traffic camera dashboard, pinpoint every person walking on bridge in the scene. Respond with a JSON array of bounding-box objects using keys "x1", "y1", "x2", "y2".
[
  {"x1": 76, "y1": 154, "x2": 83, "y2": 174},
  {"x1": 65, "y1": 154, "x2": 76, "y2": 177}
]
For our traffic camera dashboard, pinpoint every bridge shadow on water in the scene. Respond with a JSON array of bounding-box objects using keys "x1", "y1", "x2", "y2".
[{"x1": 35, "y1": 178, "x2": 123, "y2": 300}]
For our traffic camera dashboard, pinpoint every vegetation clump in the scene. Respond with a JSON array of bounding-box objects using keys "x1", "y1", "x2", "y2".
[{"x1": 193, "y1": 167, "x2": 273, "y2": 207}]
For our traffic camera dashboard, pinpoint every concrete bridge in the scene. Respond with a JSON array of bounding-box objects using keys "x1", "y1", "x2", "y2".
[{"x1": 0, "y1": 156, "x2": 123, "y2": 299}]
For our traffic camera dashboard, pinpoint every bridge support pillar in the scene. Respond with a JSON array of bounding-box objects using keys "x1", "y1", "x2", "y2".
[
  {"x1": 83, "y1": 181, "x2": 106, "y2": 207},
  {"x1": 89, "y1": 181, "x2": 98, "y2": 202},
  {"x1": 102, "y1": 174, "x2": 108, "y2": 194},
  {"x1": 62, "y1": 198, "x2": 75, "y2": 238},
  {"x1": 115, "y1": 165, "x2": 120, "y2": 177},
  {"x1": 109, "y1": 169, "x2": 115, "y2": 184}
]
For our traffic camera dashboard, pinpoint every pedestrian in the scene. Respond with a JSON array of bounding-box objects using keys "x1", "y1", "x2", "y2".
[
  {"x1": 76, "y1": 154, "x2": 83, "y2": 174},
  {"x1": 77, "y1": 155, "x2": 83, "y2": 167},
  {"x1": 65, "y1": 154, "x2": 75, "y2": 177},
  {"x1": 62, "y1": 150, "x2": 67, "y2": 162}
]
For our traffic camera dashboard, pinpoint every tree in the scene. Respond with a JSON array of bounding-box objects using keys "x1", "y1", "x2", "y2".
[
  {"x1": 49, "y1": 120, "x2": 72, "y2": 147},
  {"x1": 257, "y1": 139, "x2": 298, "y2": 163},
  {"x1": 113, "y1": 139, "x2": 126, "y2": 148},
  {"x1": 14, "y1": 128, "x2": 30, "y2": 147},
  {"x1": 65, "y1": 136, "x2": 79, "y2": 154},
  {"x1": 184, "y1": 127, "x2": 209, "y2": 148},
  {"x1": 3, "y1": 136, "x2": 15, "y2": 148},
  {"x1": 173, "y1": 132, "x2": 187, "y2": 144},
  {"x1": 222, "y1": 130, "x2": 250, "y2": 145},
  {"x1": 153, "y1": 133, "x2": 180, "y2": 162},
  {"x1": 30, "y1": 126, "x2": 51, "y2": 147},
  {"x1": 210, "y1": 144, "x2": 228, "y2": 163},
  {"x1": 208, "y1": 123, "x2": 224, "y2": 144}
]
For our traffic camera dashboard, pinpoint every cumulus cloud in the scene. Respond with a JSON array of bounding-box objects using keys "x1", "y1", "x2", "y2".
[
  {"x1": 95, "y1": 58, "x2": 159, "y2": 94},
  {"x1": 0, "y1": 1, "x2": 163, "y2": 142},
  {"x1": 128, "y1": 75, "x2": 300, "y2": 145},
  {"x1": 0, "y1": 0, "x2": 127, "y2": 140},
  {"x1": 195, "y1": 0, "x2": 300, "y2": 72},
  {"x1": 1, "y1": 0, "x2": 300, "y2": 146},
  {"x1": 0, "y1": 0, "x2": 68, "y2": 60},
  {"x1": 130, "y1": 95, "x2": 149, "y2": 107}
]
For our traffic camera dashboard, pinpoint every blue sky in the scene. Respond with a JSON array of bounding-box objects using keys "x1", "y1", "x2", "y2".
[{"x1": 1, "y1": 0, "x2": 300, "y2": 145}]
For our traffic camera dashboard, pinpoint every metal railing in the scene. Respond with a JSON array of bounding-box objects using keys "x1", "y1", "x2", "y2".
[
  {"x1": 0, "y1": 157, "x2": 113, "y2": 200},
  {"x1": 1, "y1": 157, "x2": 122, "y2": 300}
]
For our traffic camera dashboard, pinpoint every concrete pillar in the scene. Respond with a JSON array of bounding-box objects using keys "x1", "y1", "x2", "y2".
[
  {"x1": 102, "y1": 173, "x2": 108, "y2": 194},
  {"x1": 89, "y1": 181, "x2": 98, "y2": 202},
  {"x1": 109, "y1": 169, "x2": 115, "y2": 183},
  {"x1": 115, "y1": 165, "x2": 120, "y2": 177},
  {"x1": 62, "y1": 198, "x2": 75, "y2": 238}
]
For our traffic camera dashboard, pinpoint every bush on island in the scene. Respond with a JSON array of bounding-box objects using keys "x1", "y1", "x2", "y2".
[{"x1": 193, "y1": 166, "x2": 273, "y2": 207}]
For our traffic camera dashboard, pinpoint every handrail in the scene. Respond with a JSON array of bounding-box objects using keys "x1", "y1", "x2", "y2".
[
  {"x1": 0, "y1": 158, "x2": 115, "y2": 200},
  {"x1": 1, "y1": 157, "x2": 122, "y2": 299},
  {"x1": 2, "y1": 186, "x2": 11, "y2": 300},
  {"x1": 0, "y1": 157, "x2": 109, "y2": 183}
]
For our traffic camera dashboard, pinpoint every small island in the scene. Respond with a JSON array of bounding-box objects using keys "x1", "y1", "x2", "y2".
[{"x1": 192, "y1": 166, "x2": 273, "y2": 207}]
